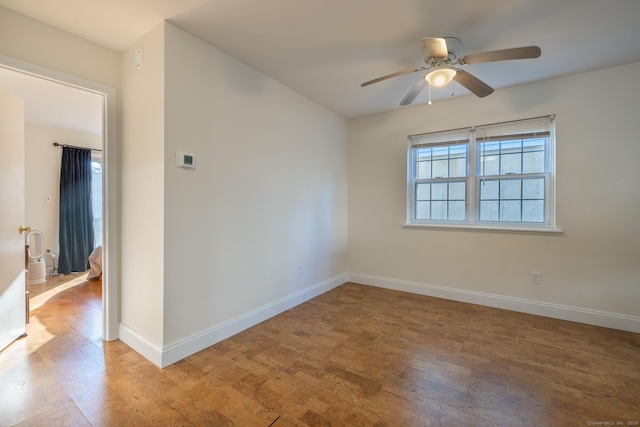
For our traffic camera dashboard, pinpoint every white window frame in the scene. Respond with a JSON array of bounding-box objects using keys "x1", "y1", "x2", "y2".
[{"x1": 405, "y1": 115, "x2": 560, "y2": 233}]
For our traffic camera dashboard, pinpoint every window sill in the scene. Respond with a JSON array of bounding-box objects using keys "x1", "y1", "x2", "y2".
[{"x1": 402, "y1": 222, "x2": 564, "y2": 235}]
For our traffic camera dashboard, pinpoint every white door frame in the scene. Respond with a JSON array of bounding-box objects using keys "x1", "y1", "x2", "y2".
[{"x1": 0, "y1": 54, "x2": 118, "y2": 341}]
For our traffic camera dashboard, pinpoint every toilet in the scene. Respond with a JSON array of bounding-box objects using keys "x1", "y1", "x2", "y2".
[{"x1": 27, "y1": 229, "x2": 47, "y2": 285}]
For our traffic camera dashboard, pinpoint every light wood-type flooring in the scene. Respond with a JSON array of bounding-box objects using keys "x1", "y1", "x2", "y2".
[{"x1": 1, "y1": 276, "x2": 639, "y2": 426}]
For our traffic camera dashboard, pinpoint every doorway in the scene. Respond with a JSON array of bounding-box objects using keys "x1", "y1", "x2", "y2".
[{"x1": 0, "y1": 54, "x2": 117, "y2": 341}]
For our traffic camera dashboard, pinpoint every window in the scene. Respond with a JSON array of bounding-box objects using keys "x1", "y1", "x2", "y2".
[
  {"x1": 91, "y1": 159, "x2": 103, "y2": 247},
  {"x1": 411, "y1": 127, "x2": 471, "y2": 221},
  {"x1": 407, "y1": 116, "x2": 556, "y2": 231}
]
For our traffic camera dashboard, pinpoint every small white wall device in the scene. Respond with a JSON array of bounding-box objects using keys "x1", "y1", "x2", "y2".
[
  {"x1": 176, "y1": 151, "x2": 196, "y2": 170},
  {"x1": 135, "y1": 49, "x2": 143, "y2": 69}
]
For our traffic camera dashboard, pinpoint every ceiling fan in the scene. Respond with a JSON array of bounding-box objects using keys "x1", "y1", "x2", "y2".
[{"x1": 361, "y1": 37, "x2": 541, "y2": 105}]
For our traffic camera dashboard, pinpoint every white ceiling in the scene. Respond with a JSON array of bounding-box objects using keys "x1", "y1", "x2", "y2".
[
  {"x1": 1, "y1": 0, "x2": 640, "y2": 131},
  {"x1": 0, "y1": 66, "x2": 103, "y2": 135}
]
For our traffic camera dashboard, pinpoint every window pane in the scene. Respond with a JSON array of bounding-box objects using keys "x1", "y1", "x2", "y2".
[
  {"x1": 449, "y1": 144, "x2": 467, "y2": 158},
  {"x1": 448, "y1": 201, "x2": 465, "y2": 220},
  {"x1": 416, "y1": 183, "x2": 430, "y2": 200},
  {"x1": 480, "y1": 155, "x2": 499, "y2": 176},
  {"x1": 482, "y1": 141, "x2": 500, "y2": 153},
  {"x1": 523, "y1": 138, "x2": 545, "y2": 152},
  {"x1": 431, "y1": 146, "x2": 449, "y2": 157},
  {"x1": 479, "y1": 180, "x2": 498, "y2": 200},
  {"x1": 91, "y1": 161, "x2": 102, "y2": 248},
  {"x1": 450, "y1": 157, "x2": 466, "y2": 177},
  {"x1": 500, "y1": 180, "x2": 521, "y2": 200},
  {"x1": 479, "y1": 142, "x2": 500, "y2": 176},
  {"x1": 523, "y1": 151, "x2": 544, "y2": 173},
  {"x1": 416, "y1": 147, "x2": 432, "y2": 160},
  {"x1": 431, "y1": 183, "x2": 447, "y2": 200},
  {"x1": 522, "y1": 178, "x2": 544, "y2": 199},
  {"x1": 500, "y1": 153, "x2": 522, "y2": 175},
  {"x1": 431, "y1": 201, "x2": 447, "y2": 220},
  {"x1": 522, "y1": 200, "x2": 544, "y2": 222},
  {"x1": 416, "y1": 161, "x2": 431, "y2": 179},
  {"x1": 480, "y1": 200, "x2": 498, "y2": 221},
  {"x1": 416, "y1": 201, "x2": 430, "y2": 219},
  {"x1": 449, "y1": 182, "x2": 465, "y2": 200},
  {"x1": 500, "y1": 200, "x2": 521, "y2": 221},
  {"x1": 432, "y1": 159, "x2": 448, "y2": 178},
  {"x1": 501, "y1": 140, "x2": 521, "y2": 154}
]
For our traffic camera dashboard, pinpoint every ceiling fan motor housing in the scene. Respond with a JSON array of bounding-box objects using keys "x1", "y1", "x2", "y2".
[
  {"x1": 443, "y1": 37, "x2": 461, "y2": 56},
  {"x1": 423, "y1": 37, "x2": 461, "y2": 65}
]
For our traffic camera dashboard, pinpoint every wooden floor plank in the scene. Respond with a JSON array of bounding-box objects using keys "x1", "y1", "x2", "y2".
[{"x1": 1, "y1": 278, "x2": 639, "y2": 426}]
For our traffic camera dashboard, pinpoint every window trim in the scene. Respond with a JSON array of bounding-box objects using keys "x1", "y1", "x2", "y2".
[{"x1": 405, "y1": 115, "x2": 560, "y2": 233}]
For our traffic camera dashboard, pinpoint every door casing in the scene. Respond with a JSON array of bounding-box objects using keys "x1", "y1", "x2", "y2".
[{"x1": 0, "y1": 54, "x2": 119, "y2": 341}]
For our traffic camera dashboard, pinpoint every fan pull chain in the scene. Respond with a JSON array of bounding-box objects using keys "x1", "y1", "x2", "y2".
[
  {"x1": 428, "y1": 84, "x2": 432, "y2": 105},
  {"x1": 450, "y1": 80, "x2": 454, "y2": 97}
]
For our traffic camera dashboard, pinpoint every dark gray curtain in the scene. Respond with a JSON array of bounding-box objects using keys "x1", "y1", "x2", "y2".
[{"x1": 58, "y1": 147, "x2": 94, "y2": 274}]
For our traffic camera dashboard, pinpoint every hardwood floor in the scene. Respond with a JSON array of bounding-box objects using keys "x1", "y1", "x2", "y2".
[{"x1": 1, "y1": 280, "x2": 639, "y2": 426}]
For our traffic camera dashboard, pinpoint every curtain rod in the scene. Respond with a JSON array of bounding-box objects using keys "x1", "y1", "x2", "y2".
[{"x1": 53, "y1": 142, "x2": 102, "y2": 152}]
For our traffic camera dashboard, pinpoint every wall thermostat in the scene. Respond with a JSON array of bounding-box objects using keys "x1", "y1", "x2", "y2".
[{"x1": 176, "y1": 151, "x2": 196, "y2": 170}]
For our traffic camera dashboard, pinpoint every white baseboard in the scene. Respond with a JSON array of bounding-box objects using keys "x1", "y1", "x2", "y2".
[
  {"x1": 121, "y1": 273, "x2": 348, "y2": 368},
  {"x1": 349, "y1": 273, "x2": 640, "y2": 333},
  {"x1": 118, "y1": 323, "x2": 164, "y2": 367}
]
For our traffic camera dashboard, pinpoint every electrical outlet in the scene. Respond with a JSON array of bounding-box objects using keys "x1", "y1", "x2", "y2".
[
  {"x1": 297, "y1": 264, "x2": 304, "y2": 276},
  {"x1": 532, "y1": 271, "x2": 542, "y2": 284}
]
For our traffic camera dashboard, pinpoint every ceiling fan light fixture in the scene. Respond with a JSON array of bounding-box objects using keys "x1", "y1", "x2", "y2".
[
  {"x1": 425, "y1": 66, "x2": 457, "y2": 87},
  {"x1": 361, "y1": 37, "x2": 540, "y2": 103}
]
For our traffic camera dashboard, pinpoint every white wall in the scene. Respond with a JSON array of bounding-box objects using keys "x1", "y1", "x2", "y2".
[
  {"x1": 348, "y1": 62, "x2": 640, "y2": 330},
  {"x1": 162, "y1": 23, "x2": 348, "y2": 352},
  {"x1": 119, "y1": 22, "x2": 348, "y2": 365},
  {"x1": 24, "y1": 124, "x2": 101, "y2": 267},
  {"x1": 0, "y1": 7, "x2": 119, "y2": 89},
  {"x1": 119, "y1": 23, "x2": 166, "y2": 347}
]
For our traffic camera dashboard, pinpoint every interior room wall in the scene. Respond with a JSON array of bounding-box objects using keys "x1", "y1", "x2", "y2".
[
  {"x1": 119, "y1": 23, "x2": 166, "y2": 349},
  {"x1": 0, "y1": 6, "x2": 120, "y2": 90},
  {"x1": 348, "y1": 61, "x2": 640, "y2": 330},
  {"x1": 119, "y1": 22, "x2": 348, "y2": 366},
  {"x1": 24, "y1": 123, "x2": 102, "y2": 269},
  {"x1": 162, "y1": 23, "x2": 348, "y2": 357}
]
